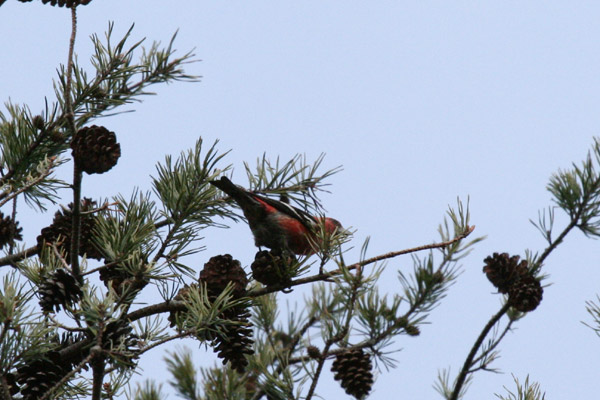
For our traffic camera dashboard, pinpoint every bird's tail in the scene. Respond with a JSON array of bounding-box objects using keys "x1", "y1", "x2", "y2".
[{"x1": 210, "y1": 176, "x2": 260, "y2": 211}]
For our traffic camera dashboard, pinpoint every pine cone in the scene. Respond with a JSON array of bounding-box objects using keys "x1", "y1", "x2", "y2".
[
  {"x1": 306, "y1": 345, "x2": 321, "y2": 359},
  {"x1": 508, "y1": 275, "x2": 543, "y2": 312},
  {"x1": 3, "y1": 372, "x2": 19, "y2": 396},
  {"x1": 167, "y1": 284, "x2": 198, "y2": 328},
  {"x1": 251, "y1": 249, "x2": 294, "y2": 287},
  {"x1": 482, "y1": 252, "x2": 528, "y2": 294},
  {"x1": 100, "y1": 261, "x2": 150, "y2": 300},
  {"x1": 212, "y1": 306, "x2": 254, "y2": 373},
  {"x1": 37, "y1": 198, "x2": 102, "y2": 261},
  {"x1": 99, "y1": 233, "x2": 149, "y2": 294},
  {"x1": 38, "y1": 268, "x2": 83, "y2": 313},
  {"x1": 103, "y1": 320, "x2": 133, "y2": 347},
  {"x1": 405, "y1": 324, "x2": 420, "y2": 337},
  {"x1": 16, "y1": 351, "x2": 65, "y2": 400},
  {"x1": 39, "y1": 0, "x2": 93, "y2": 7},
  {"x1": 0, "y1": 212, "x2": 22, "y2": 249},
  {"x1": 102, "y1": 319, "x2": 140, "y2": 366},
  {"x1": 99, "y1": 263, "x2": 123, "y2": 288},
  {"x1": 51, "y1": 331, "x2": 90, "y2": 372},
  {"x1": 70, "y1": 125, "x2": 121, "y2": 174},
  {"x1": 176, "y1": 256, "x2": 254, "y2": 371},
  {"x1": 331, "y1": 348, "x2": 374, "y2": 399},
  {"x1": 198, "y1": 254, "x2": 248, "y2": 299},
  {"x1": 32, "y1": 115, "x2": 45, "y2": 130}
]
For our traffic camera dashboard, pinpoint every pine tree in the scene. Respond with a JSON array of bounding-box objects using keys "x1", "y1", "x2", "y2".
[{"x1": 1, "y1": 3, "x2": 600, "y2": 400}]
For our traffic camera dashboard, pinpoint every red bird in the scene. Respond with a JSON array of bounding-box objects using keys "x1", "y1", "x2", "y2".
[{"x1": 210, "y1": 177, "x2": 341, "y2": 255}]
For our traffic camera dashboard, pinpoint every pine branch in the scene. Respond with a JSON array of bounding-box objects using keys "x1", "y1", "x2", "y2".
[
  {"x1": 8, "y1": 197, "x2": 18, "y2": 256},
  {"x1": 249, "y1": 225, "x2": 475, "y2": 297},
  {"x1": 0, "y1": 245, "x2": 38, "y2": 268},
  {"x1": 469, "y1": 319, "x2": 514, "y2": 372},
  {"x1": 449, "y1": 303, "x2": 511, "y2": 400},
  {"x1": 64, "y1": 6, "x2": 83, "y2": 284},
  {"x1": 91, "y1": 317, "x2": 106, "y2": 400},
  {"x1": 125, "y1": 300, "x2": 186, "y2": 322},
  {"x1": 123, "y1": 228, "x2": 475, "y2": 328},
  {"x1": 136, "y1": 331, "x2": 194, "y2": 357},
  {"x1": 91, "y1": 345, "x2": 106, "y2": 400},
  {"x1": 122, "y1": 228, "x2": 474, "y2": 326},
  {"x1": 0, "y1": 157, "x2": 55, "y2": 208},
  {"x1": 534, "y1": 216, "x2": 579, "y2": 272},
  {"x1": 70, "y1": 166, "x2": 83, "y2": 282}
]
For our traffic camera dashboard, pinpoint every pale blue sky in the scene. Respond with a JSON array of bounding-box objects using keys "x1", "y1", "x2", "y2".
[{"x1": 1, "y1": 1, "x2": 599, "y2": 398}]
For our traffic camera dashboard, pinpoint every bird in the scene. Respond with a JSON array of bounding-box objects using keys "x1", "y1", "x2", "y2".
[{"x1": 210, "y1": 176, "x2": 341, "y2": 255}]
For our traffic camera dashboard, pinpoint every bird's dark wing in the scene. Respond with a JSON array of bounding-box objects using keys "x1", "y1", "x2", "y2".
[
  {"x1": 251, "y1": 192, "x2": 317, "y2": 232},
  {"x1": 211, "y1": 176, "x2": 317, "y2": 231}
]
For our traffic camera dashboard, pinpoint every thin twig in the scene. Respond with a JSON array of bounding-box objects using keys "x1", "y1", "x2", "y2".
[
  {"x1": 136, "y1": 330, "x2": 194, "y2": 356},
  {"x1": 51, "y1": 242, "x2": 71, "y2": 270},
  {"x1": 80, "y1": 201, "x2": 117, "y2": 215},
  {"x1": 0, "y1": 245, "x2": 39, "y2": 268},
  {"x1": 305, "y1": 340, "x2": 334, "y2": 400},
  {"x1": 64, "y1": 7, "x2": 77, "y2": 130},
  {"x1": 65, "y1": 6, "x2": 82, "y2": 284},
  {"x1": 250, "y1": 226, "x2": 475, "y2": 298},
  {"x1": 70, "y1": 166, "x2": 83, "y2": 283},
  {"x1": 0, "y1": 321, "x2": 10, "y2": 353},
  {"x1": 48, "y1": 314, "x2": 87, "y2": 333},
  {"x1": 449, "y1": 303, "x2": 510, "y2": 400},
  {"x1": 288, "y1": 342, "x2": 374, "y2": 366},
  {"x1": 91, "y1": 318, "x2": 105, "y2": 400},
  {"x1": 39, "y1": 353, "x2": 94, "y2": 400},
  {"x1": 535, "y1": 218, "x2": 578, "y2": 270},
  {"x1": 58, "y1": 336, "x2": 93, "y2": 360},
  {"x1": 250, "y1": 316, "x2": 320, "y2": 400},
  {"x1": 470, "y1": 319, "x2": 514, "y2": 369},
  {"x1": 8, "y1": 197, "x2": 18, "y2": 256},
  {"x1": 102, "y1": 332, "x2": 194, "y2": 377},
  {"x1": 125, "y1": 300, "x2": 186, "y2": 322},
  {"x1": 81, "y1": 259, "x2": 120, "y2": 277}
]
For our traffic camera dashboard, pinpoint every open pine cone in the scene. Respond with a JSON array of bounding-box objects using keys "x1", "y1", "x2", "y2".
[
  {"x1": 331, "y1": 348, "x2": 374, "y2": 399},
  {"x1": 71, "y1": 125, "x2": 121, "y2": 174}
]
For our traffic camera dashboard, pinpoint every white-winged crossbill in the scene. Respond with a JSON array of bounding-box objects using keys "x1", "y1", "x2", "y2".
[{"x1": 210, "y1": 177, "x2": 341, "y2": 255}]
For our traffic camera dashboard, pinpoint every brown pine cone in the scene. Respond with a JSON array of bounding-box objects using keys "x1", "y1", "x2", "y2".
[
  {"x1": 251, "y1": 249, "x2": 295, "y2": 287},
  {"x1": 16, "y1": 351, "x2": 65, "y2": 400},
  {"x1": 508, "y1": 275, "x2": 543, "y2": 312},
  {"x1": 482, "y1": 252, "x2": 529, "y2": 294},
  {"x1": 0, "y1": 212, "x2": 22, "y2": 249},
  {"x1": 212, "y1": 306, "x2": 254, "y2": 373},
  {"x1": 71, "y1": 125, "x2": 120, "y2": 174},
  {"x1": 306, "y1": 345, "x2": 321, "y2": 359},
  {"x1": 36, "y1": 198, "x2": 103, "y2": 261},
  {"x1": 198, "y1": 254, "x2": 248, "y2": 299},
  {"x1": 331, "y1": 348, "x2": 374, "y2": 399},
  {"x1": 167, "y1": 284, "x2": 199, "y2": 328},
  {"x1": 38, "y1": 268, "x2": 83, "y2": 313},
  {"x1": 39, "y1": 0, "x2": 93, "y2": 7}
]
